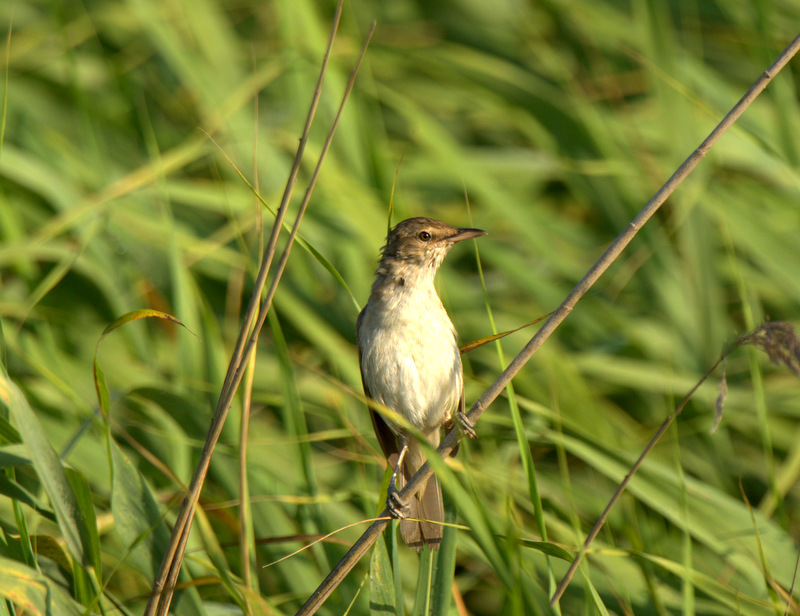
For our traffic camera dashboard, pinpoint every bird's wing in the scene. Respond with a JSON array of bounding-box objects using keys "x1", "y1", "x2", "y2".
[{"x1": 356, "y1": 307, "x2": 399, "y2": 468}]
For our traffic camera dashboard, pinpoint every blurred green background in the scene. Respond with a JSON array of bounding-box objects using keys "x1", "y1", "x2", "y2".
[{"x1": 1, "y1": 0, "x2": 800, "y2": 614}]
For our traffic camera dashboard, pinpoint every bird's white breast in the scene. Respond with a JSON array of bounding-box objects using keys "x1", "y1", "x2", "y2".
[{"x1": 358, "y1": 285, "x2": 462, "y2": 436}]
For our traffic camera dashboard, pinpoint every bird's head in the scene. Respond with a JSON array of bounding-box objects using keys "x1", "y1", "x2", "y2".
[{"x1": 379, "y1": 217, "x2": 486, "y2": 272}]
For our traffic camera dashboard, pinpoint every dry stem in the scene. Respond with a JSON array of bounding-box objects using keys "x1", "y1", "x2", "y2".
[
  {"x1": 143, "y1": 2, "x2": 377, "y2": 614},
  {"x1": 296, "y1": 31, "x2": 800, "y2": 615}
]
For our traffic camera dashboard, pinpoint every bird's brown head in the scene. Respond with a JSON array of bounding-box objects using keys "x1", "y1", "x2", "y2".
[{"x1": 379, "y1": 217, "x2": 486, "y2": 271}]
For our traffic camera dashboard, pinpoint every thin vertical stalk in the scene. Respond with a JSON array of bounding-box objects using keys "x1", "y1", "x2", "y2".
[{"x1": 144, "y1": 3, "x2": 345, "y2": 614}]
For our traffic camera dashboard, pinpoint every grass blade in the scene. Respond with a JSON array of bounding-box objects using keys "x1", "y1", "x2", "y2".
[{"x1": 0, "y1": 372, "x2": 93, "y2": 570}]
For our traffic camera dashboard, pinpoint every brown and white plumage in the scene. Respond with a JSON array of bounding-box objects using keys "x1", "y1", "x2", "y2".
[{"x1": 356, "y1": 217, "x2": 485, "y2": 549}]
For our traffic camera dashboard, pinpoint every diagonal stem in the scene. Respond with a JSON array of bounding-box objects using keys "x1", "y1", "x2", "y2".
[
  {"x1": 296, "y1": 30, "x2": 800, "y2": 616},
  {"x1": 548, "y1": 31, "x2": 800, "y2": 606}
]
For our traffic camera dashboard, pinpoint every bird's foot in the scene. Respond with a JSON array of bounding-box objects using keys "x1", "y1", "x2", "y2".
[
  {"x1": 386, "y1": 443, "x2": 410, "y2": 519},
  {"x1": 457, "y1": 410, "x2": 478, "y2": 440},
  {"x1": 386, "y1": 484, "x2": 410, "y2": 519}
]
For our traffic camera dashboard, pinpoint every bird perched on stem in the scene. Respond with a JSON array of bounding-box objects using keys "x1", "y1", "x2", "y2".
[{"x1": 356, "y1": 217, "x2": 486, "y2": 550}]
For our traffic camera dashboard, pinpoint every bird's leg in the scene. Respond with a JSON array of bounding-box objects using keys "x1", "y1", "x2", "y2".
[
  {"x1": 456, "y1": 395, "x2": 477, "y2": 440},
  {"x1": 386, "y1": 439, "x2": 410, "y2": 519}
]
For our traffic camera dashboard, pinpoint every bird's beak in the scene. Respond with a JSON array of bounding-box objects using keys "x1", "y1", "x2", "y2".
[{"x1": 447, "y1": 227, "x2": 487, "y2": 243}]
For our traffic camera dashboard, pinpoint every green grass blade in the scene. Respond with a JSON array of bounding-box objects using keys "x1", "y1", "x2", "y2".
[
  {"x1": 0, "y1": 556, "x2": 85, "y2": 616},
  {"x1": 369, "y1": 535, "x2": 399, "y2": 616},
  {"x1": 430, "y1": 504, "x2": 459, "y2": 616},
  {"x1": 107, "y1": 435, "x2": 171, "y2": 579},
  {"x1": 0, "y1": 373, "x2": 93, "y2": 568},
  {"x1": 413, "y1": 547, "x2": 435, "y2": 616}
]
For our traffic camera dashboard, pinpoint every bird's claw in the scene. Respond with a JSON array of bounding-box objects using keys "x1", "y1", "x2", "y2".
[
  {"x1": 386, "y1": 484, "x2": 410, "y2": 519},
  {"x1": 458, "y1": 410, "x2": 478, "y2": 440}
]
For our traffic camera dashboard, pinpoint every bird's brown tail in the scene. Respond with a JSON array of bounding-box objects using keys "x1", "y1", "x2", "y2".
[{"x1": 398, "y1": 440, "x2": 444, "y2": 550}]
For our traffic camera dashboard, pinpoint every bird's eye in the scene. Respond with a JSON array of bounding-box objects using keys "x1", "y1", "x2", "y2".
[{"x1": 418, "y1": 231, "x2": 432, "y2": 241}]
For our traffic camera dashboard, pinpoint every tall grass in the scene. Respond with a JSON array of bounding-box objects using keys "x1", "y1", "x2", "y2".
[{"x1": 1, "y1": 0, "x2": 800, "y2": 614}]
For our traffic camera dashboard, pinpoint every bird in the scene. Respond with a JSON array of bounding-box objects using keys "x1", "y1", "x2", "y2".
[{"x1": 356, "y1": 217, "x2": 486, "y2": 550}]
